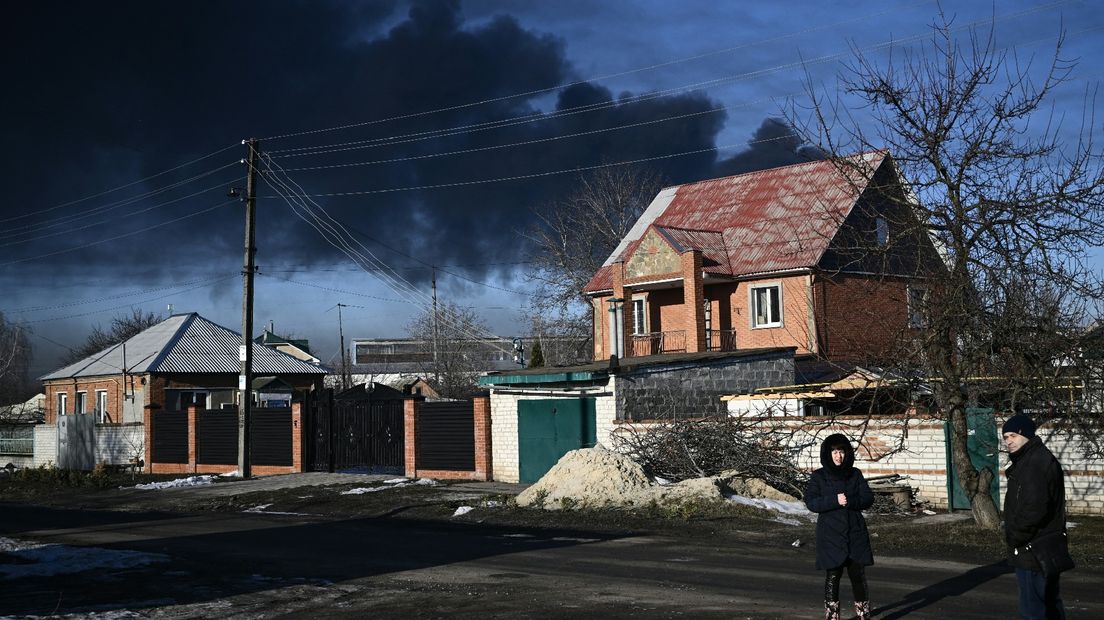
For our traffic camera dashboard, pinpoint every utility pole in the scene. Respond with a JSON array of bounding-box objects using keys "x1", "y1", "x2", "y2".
[
  {"x1": 238, "y1": 138, "x2": 260, "y2": 479},
  {"x1": 337, "y1": 303, "x2": 350, "y2": 390},
  {"x1": 431, "y1": 266, "x2": 440, "y2": 387}
]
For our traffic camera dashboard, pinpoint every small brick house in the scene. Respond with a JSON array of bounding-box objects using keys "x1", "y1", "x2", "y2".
[
  {"x1": 37, "y1": 313, "x2": 327, "y2": 471},
  {"x1": 584, "y1": 151, "x2": 943, "y2": 365}
]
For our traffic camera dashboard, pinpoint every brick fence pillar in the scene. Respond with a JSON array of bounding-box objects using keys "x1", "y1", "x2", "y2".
[
  {"x1": 187, "y1": 405, "x2": 198, "y2": 473},
  {"x1": 472, "y1": 394, "x2": 492, "y2": 481},
  {"x1": 403, "y1": 398, "x2": 418, "y2": 477},
  {"x1": 291, "y1": 401, "x2": 303, "y2": 472},
  {"x1": 143, "y1": 406, "x2": 153, "y2": 473}
]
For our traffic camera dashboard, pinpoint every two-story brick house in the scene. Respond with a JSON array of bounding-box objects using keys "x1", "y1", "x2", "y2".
[{"x1": 584, "y1": 151, "x2": 943, "y2": 365}]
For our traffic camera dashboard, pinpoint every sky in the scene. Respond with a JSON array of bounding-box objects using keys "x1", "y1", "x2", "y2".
[{"x1": 2, "y1": 0, "x2": 1102, "y2": 378}]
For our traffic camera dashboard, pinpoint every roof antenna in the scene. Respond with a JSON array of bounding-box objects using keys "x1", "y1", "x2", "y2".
[{"x1": 167, "y1": 304, "x2": 174, "y2": 315}]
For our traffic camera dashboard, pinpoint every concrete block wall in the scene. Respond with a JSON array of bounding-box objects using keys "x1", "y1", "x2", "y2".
[
  {"x1": 617, "y1": 351, "x2": 795, "y2": 421},
  {"x1": 95, "y1": 424, "x2": 145, "y2": 466}
]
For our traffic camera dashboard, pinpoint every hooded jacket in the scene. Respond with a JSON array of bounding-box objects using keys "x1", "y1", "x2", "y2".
[
  {"x1": 1003, "y1": 435, "x2": 1066, "y2": 571},
  {"x1": 804, "y1": 433, "x2": 875, "y2": 570}
]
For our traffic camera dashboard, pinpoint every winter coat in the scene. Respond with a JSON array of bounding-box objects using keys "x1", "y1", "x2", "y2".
[
  {"x1": 804, "y1": 433, "x2": 875, "y2": 570},
  {"x1": 1003, "y1": 435, "x2": 1067, "y2": 571}
]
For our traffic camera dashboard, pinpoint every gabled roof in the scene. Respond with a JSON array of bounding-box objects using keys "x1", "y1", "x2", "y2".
[
  {"x1": 584, "y1": 151, "x2": 889, "y2": 293},
  {"x1": 40, "y1": 313, "x2": 328, "y2": 380}
]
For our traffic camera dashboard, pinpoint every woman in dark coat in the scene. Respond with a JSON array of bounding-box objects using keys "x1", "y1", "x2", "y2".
[{"x1": 804, "y1": 433, "x2": 875, "y2": 620}]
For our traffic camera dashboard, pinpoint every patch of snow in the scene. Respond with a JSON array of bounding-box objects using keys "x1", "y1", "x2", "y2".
[
  {"x1": 244, "y1": 504, "x2": 273, "y2": 513},
  {"x1": 219, "y1": 470, "x2": 239, "y2": 478},
  {"x1": 482, "y1": 500, "x2": 501, "y2": 508},
  {"x1": 791, "y1": 539, "x2": 803, "y2": 547},
  {"x1": 654, "y1": 477, "x2": 671, "y2": 486},
  {"x1": 452, "y1": 506, "x2": 475, "y2": 517},
  {"x1": 923, "y1": 509, "x2": 937, "y2": 515},
  {"x1": 1067, "y1": 521, "x2": 1078, "y2": 529},
  {"x1": 132, "y1": 475, "x2": 215, "y2": 490},
  {"x1": 773, "y1": 517, "x2": 802, "y2": 526},
  {"x1": 725, "y1": 494, "x2": 810, "y2": 516},
  {"x1": 502, "y1": 533, "x2": 534, "y2": 538},
  {"x1": 341, "y1": 478, "x2": 438, "y2": 495},
  {"x1": 0, "y1": 536, "x2": 168, "y2": 579}
]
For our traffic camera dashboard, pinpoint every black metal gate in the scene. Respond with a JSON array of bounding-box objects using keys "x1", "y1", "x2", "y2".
[{"x1": 307, "y1": 390, "x2": 405, "y2": 472}]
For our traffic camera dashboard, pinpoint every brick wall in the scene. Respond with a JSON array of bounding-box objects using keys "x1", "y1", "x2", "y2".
[
  {"x1": 611, "y1": 413, "x2": 1104, "y2": 516},
  {"x1": 44, "y1": 376, "x2": 129, "y2": 425},
  {"x1": 815, "y1": 274, "x2": 910, "y2": 362}
]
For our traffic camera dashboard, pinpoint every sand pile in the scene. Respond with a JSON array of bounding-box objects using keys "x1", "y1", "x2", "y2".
[{"x1": 515, "y1": 447, "x2": 797, "y2": 510}]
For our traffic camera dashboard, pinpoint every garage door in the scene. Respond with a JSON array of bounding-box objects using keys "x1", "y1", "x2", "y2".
[{"x1": 518, "y1": 398, "x2": 597, "y2": 483}]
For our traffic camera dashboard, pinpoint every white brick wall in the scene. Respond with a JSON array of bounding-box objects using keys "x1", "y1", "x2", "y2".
[
  {"x1": 490, "y1": 378, "x2": 616, "y2": 483},
  {"x1": 33, "y1": 424, "x2": 57, "y2": 467}
]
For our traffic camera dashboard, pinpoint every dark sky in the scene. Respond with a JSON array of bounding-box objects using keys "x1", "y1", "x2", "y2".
[{"x1": 2, "y1": 0, "x2": 1100, "y2": 376}]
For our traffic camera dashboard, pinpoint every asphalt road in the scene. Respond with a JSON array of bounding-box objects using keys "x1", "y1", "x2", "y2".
[{"x1": 1, "y1": 503, "x2": 1100, "y2": 619}]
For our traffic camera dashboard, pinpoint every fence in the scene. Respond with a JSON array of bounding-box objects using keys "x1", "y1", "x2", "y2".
[
  {"x1": 404, "y1": 395, "x2": 492, "y2": 481},
  {"x1": 145, "y1": 404, "x2": 302, "y2": 475},
  {"x1": 306, "y1": 391, "x2": 405, "y2": 473}
]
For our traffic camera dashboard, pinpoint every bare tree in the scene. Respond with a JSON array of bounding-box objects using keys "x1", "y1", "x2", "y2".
[
  {"x1": 405, "y1": 302, "x2": 495, "y2": 399},
  {"x1": 0, "y1": 313, "x2": 32, "y2": 405},
  {"x1": 61, "y1": 309, "x2": 164, "y2": 366},
  {"x1": 522, "y1": 166, "x2": 665, "y2": 363},
  {"x1": 794, "y1": 16, "x2": 1104, "y2": 528}
]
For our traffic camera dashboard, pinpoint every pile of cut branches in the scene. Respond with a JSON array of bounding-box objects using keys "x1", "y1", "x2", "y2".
[{"x1": 613, "y1": 414, "x2": 806, "y2": 498}]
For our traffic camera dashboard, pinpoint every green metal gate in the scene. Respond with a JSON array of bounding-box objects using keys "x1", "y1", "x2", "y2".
[
  {"x1": 944, "y1": 407, "x2": 1001, "y2": 510},
  {"x1": 518, "y1": 398, "x2": 597, "y2": 483}
]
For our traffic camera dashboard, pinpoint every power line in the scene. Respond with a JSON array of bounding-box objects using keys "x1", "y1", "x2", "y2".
[
  {"x1": 0, "y1": 143, "x2": 238, "y2": 224},
  {"x1": 259, "y1": 0, "x2": 937, "y2": 142},
  {"x1": 0, "y1": 199, "x2": 238, "y2": 268},
  {"x1": 265, "y1": 1, "x2": 1067, "y2": 159}
]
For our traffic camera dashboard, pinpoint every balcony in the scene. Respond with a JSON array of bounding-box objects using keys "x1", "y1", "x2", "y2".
[
  {"x1": 706, "y1": 329, "x2": 738, "y2": 352},
  {"x1": 630, "y1": 330, "x2": 686, "y2": 356}
]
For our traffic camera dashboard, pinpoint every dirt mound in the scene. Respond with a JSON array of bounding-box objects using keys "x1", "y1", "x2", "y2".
[
  {"x1": 515, "y1": 446, "x2": 651, "y2": 509},
  {"x1": 516, "y1": 448, "x2": 797, "y2": 510}
]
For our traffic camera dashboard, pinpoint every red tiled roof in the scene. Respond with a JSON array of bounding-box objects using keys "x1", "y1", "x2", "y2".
[{"x1": 583, "y1": 152, "x2": 888, "y2": 293}]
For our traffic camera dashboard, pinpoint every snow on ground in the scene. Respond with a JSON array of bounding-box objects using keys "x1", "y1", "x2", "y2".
[
  {"x1": 452, "y1": 506, "x2": 474, "y2": 517},
  {"x1": 340, "y1": 478, "x2": 438, "y2": 495},
  {"x1": 0, "y1": 536, "x2": 168, "y2": 580},
  {"x1": 725, "y1": 494, "x2": 812, "y2": 520},
  {"x1": 131, "y1": 475, "x2": 215, "y2": 490}
]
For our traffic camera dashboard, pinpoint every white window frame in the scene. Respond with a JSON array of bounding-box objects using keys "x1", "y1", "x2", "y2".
[
  {"x1": 75, "y1": 391, "x2": 87, "y2": 415},
  {"x1": 875, "y1": 217, "x2": 889, "y2": 247},
  {"x1": 95, "y1": 389, "x2": 109, "y2": 423},
  {"x1": 631, "y1": 296, "x2": 647, "y2": 335},
  {"x1": 750, "y1": 283, "x2": 783, "y2": 329},
  {"x1": 57, "y1": 393, "x2": 68, "y2": 417},
  {"x1": 907, "y1": 285, "x2": 927, "y2": 329}
]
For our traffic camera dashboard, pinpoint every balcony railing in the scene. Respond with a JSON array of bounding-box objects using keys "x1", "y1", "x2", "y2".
[
  {"x1": 706, "y1": 329, "x2": 738, "y2": 352},
  {"x1": 630, "y1": 330, "x2": 686, "y2": 356}
]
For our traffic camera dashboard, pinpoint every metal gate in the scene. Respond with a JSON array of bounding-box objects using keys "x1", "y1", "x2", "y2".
[
  {"x1": 517, "y1": 398, "x2": 597, "y2": 483},
  {"x1": 57, "y1": 413, "x2": 95, "y2": 470},
  {"x1": 307, "y1": 390, "x2": 405, "y2": 473}
]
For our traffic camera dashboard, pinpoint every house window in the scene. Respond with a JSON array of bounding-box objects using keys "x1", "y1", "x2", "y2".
[
  {"x1": 57, "y1": 393, "x2": 68, "y2": 417},
  {"x1": 875, "y1": 217, "x2": 889, "y2": 247},
  {"x1": 632, "y1": 298, "x2": 647, "y2": 335},
  {"x1": 75, "y1": 391, "x2": 87, "y2": 415},
  {"x1": 908, "y1": 286, "x2": 927, "y2": 328},
  {"x1": 96, "y1": 390, "x2": 109, "y2": 423},
  {"x1": 168, "y1": 390, "x2": 209, "y2": 411},
  {"x1": 751, "y1": 284, "x2": 783, "y2": 328}
]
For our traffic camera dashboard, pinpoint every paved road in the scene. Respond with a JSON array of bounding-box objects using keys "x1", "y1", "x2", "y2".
[{"x1": 1, "y1": 503, "x2": 1099, "y2": 619}]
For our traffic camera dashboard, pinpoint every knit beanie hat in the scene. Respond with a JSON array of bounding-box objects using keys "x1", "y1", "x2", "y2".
[{"x1": 1001, "y1": 414, "x2": 1036, "y2": 439}]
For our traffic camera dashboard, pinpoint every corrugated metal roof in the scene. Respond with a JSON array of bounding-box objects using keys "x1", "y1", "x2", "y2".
[
  {"x1": 584, "y1": 152, "x2": 887, "y2": 293},
  {"x1": 40, "y1": 313, "x2": 327, "y2": 380}
]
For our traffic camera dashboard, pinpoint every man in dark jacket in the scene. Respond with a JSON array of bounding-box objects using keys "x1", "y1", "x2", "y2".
[{"x1": 1002, "y1": 414, "x2": 1068, "y2": 619}]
